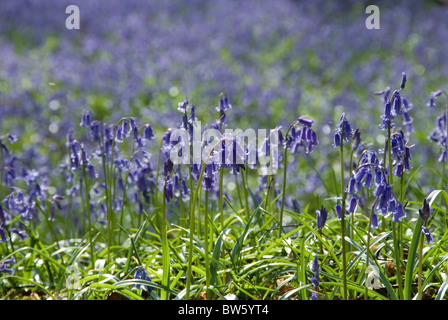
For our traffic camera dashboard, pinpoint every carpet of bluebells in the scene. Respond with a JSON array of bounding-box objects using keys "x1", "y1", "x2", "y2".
[{"x1": 1, "y1": 0, "x2": 448, "y2": 300}]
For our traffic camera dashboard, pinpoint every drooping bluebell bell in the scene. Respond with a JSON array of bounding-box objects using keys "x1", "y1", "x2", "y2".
[
  {"x1": 143, "y1": 124, "x2": 155, "y2": 141},
  {"x1": 364, "y1": 171, "x2": 373, "y2": 189},
  {"x1": 202, "y1": 159, "x2": 217, "y2": 191},
  {"x1": 391, "y1": 90, "x2": 402, "y2": 117},
  {"x1": 133, "y1": 267, "x2": 154, "y2": 292},
  {"x1": 0, "y1": 257, "x2": 15, "y2": 275},
  {"x1": 0, "y1": 227, "x2": 8, "y2": 243},
  {"x1": 428, "y1": 112, "x2": 447, "y2": 163},
  {"x1": 297, "y1": 116, "x2": 314, "y2": 128},
  {"x1": 165, "y1": 178, "x2": 174, "y2": 203},
  {"x1": 403, "y1": 146, "x2": 412, "y2": 172},
  {"x1": 333, "y1": 113, "x2": 354, "y2": 144},
  {"x1": 89, "y1": 120, "x2": 102, "y2": 142},
  {"x1": 332, "y1": 133, "x2": 341, "y2": 148},
  {"x1": 80, "y1": 110, "x2": 92, "y2": 127},
  {"x1": 392, "y1": 202, "x2": 406, "y2": 223},
  {"x1": 419, "y1": 198, "x2": 431, "y2": 222},
  {"x1": 287, "y1": 116, "x2": 318, "y2": 154},
  {"x1": 345, "y1": 177, "x2": 357, "y2": 195},
  {"x1": 348, "y1": 197, "x2": 358, "y2": 214},
  {"x1": 422, "y1": 226, "x2": 434, "y2": 244},
  {"x1": 379, "y1": 101, "x2": 394, "y2": 129},
  {"x1": 371, "y1": 211, "x2": 380, "y2": 230},
  {"x1": 316, "y1": 206, "x2": 328, "y2": 232},
  {"x1": 335, "y1": 203, "x2": 343, "y2": 220}
]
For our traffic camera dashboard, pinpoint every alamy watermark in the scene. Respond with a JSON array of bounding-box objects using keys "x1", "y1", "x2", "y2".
[
  {"x1": 167, "y1": 122, "x2": 281, "y2": 176},
  {"x1": 65, "y1": 5, "x2": 80, "y2": 30},
  {"x1": 365, "y1": 5, "x2": 380, "y2": 30}
]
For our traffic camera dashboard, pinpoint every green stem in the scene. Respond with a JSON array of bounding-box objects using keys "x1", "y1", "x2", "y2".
[
  {"x1": 279, "y1": 146, "x2": 288, "y2": 236},
  {"x1": 186, "y1": 139, "x2": 222, "y2": 300},
  {"x1": 279, "y1": 122, "x2": 297, "y2": 237},
  {"x1": 204, "y1": 190, "x2": 211, "y2": 300},
  {"x1": 387, "y1": 121, "x2": 403, "y2": 300},
  {"x1": 81, "y1": 157, "x2": 95, "y2": 269},
  {"x1": 340, "y1": 137, "x2": 348, "y2": 300},
  {"x1": 240, "y1": 169, "x2": 250, "y2": 221},
  {"x1": 161, "y1": 179, "x2": 170, "y2": 300},
  {"x1": 365, "y1": 197, "x2": 379, "y2": 300},
  {"x1": 219, "y1": 168, "x2": 224, "y2": 233}
]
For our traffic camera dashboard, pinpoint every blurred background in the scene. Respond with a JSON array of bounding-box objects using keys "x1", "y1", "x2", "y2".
[{"x1": 0, "y1": 0, "x2": 447, "y2": 196}]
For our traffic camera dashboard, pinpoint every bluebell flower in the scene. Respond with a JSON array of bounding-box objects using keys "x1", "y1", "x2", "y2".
[
  {"x1": 178, "y1": 98, "x2": 189, "y2": 113},
  {"x1": 428, "y1": 112, "x2": 447, "y2": 163},
  {"x1": 202, "y1": 159, "x2": 216, "y2": 191},
  {"x1": 88, "y1": 164, "x2": 96, "y2": 179},
  {"x1": 348, "y1": 197, "x2": 358, "y2": 214},
  {"x1": 0, "y1": 257, "x2": 15, "y2": 275},
  {"x1": 80, "y1": 111, "x2": 92, "y2": 127},
  {"x1": 346, "y1": 177, "x2": 357, "y2": 195},
  {"x1": 392, "y1": 202, "x2": 406, "y2": 223},
  {"x1": 391, "y1": 90, "x2": 402, "y2": 117},
  {"x1": 0, "y1": 227, "x2": 8, "y2": 243},
  {"x1": 400, "y1": 72, "x2": 406, "y2": 90},
  {"x1": 334, "y1": 113, "x2": 353, "y2": 144},
  {"x1": 335, "y1": 203, "x2": 343, "y2": 220},
  {"x1": 133, "y1": 267, "x2": 154, "y2": 292},
  {"x1": 379, "y1": 101, "x2": 394, "y2": 129},
  {"x1": 371, "y1": 212, "x2": 380, "y2": 230},
  {"x1": 422, "y1": 227, "x2": 434, "y2": 244},
  {"x1": 316, "y1": 206, "x2": 328, "y2": 232},
  {"x1": 143, "y1": 124, "x2": 155, "y2": 140},
  {"x1": 297, "y1": 116, "x2": 314, "y2": 127},
  {"x1": 364, "y1": 171, "x2": 373, "y2": 189},
  {"x1": 419, "y1": 198, "x2": 430, "y2": 222}
]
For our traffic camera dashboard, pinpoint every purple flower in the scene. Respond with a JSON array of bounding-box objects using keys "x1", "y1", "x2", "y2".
[
  {"x1": 419, "y1": 198, "x2": 431, "y2": 222},
  {"x1": 392, "y1": 202, "x2": 406, "y2": 223},
  {"x1": 0, "y1": 227, "x2": 9, "y2": 243},
  {"x1": 80, "y1": 111, "x2": 92, "y2": 127},
  {"x1": 422, "y1": 227, "x2": 434, "y2": 244},
  {"x1": 0, "y1": 257, "x2": 15, "y2": 275},
  {"x1": 346, "y1": 177, "x2": 357, "y2": 195},
  {"x1": 400, "y1": 72, "x2": 406, "y2": 90},
  {"x1": 316, "y1": 206, "x2": 328, "y2": 232},
  {"x1": 348, "y1": 197, "x2": 358, "y2": 214},
  {"x1": 334, "y1": 113, "x2": 353, "y2": 143},
  {"x1": 143, "y1": 124, "x2": 155, "y2": 140},
  {"x1": 297, "y1": 116, "x2": 314, "y2": 128},
  {"x1": 133, "y1": 267, "x2": 154, "y2": 292},
  {"x1": 371, "y1": 212, "x2": 380, "y2": 230},
  {"x1": 335, "y1": 203, "x2": 343, "y2": 220},
  {"x1": 88, "y1": 164, "x2": 96, "y2": 179}
]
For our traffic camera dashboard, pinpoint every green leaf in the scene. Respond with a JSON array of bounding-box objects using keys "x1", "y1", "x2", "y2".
[{"x1": 403, "y1": 216, "x2": 423, "y2": 300}]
